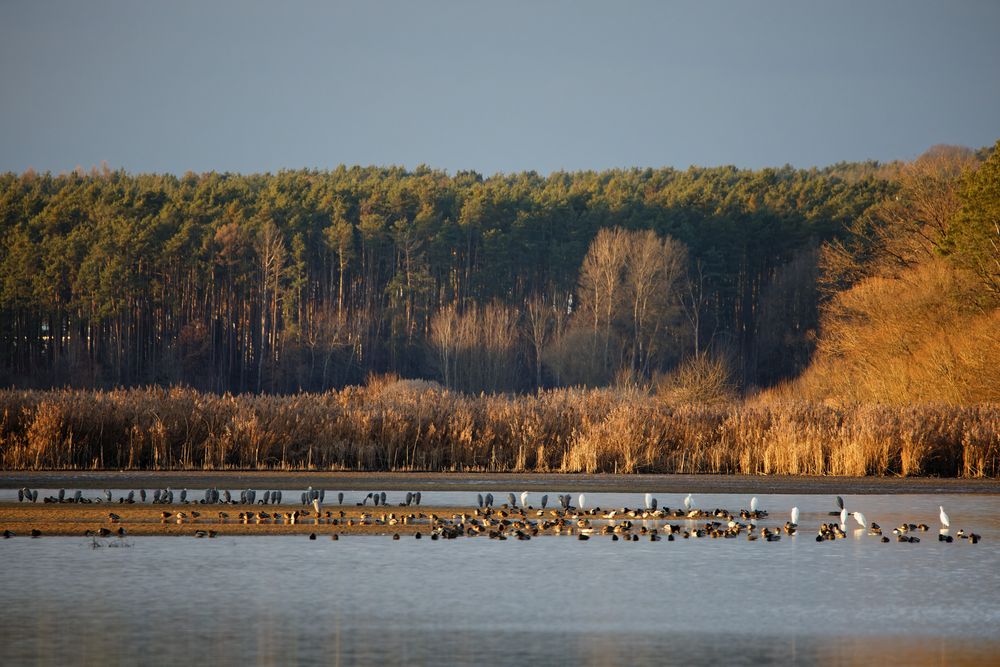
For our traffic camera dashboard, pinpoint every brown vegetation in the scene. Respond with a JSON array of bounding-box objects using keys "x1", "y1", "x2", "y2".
[{"x1": 1, "y1": 384, "x2": 996, "y2": 477}]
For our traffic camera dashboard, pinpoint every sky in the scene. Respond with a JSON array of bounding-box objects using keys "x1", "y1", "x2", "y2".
[{"x1": 1, "y1": 1, "x2": 998, "y2": 176}]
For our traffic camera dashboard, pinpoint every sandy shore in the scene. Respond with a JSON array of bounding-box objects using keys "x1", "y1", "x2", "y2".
[
  {"x1": 0, "y1": 503, "x2": 482, "y2": 537},
  {"x1": 1, "y1": 470, "x2": 999, "y2": 494}
]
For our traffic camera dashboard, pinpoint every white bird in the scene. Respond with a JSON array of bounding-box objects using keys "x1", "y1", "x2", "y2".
[
  {"x1": 645, "y1": 493, "x2": 653, "y2": 510},
  {"x1": 578, "y1": 493, "x2": 586, "y2": 510},
  {"x1": 750, "y1": 497, "x2": 758, "y2": 513},
  {"x1": 790, "y1": 506, "x2": 800, "y2": 525},
  {"x1": 312, "y1": 498, "x2": 321, "y2": 515},
  {"x1": 939, "y1": 506, "x2": 950, "y2": 528},
  {"x1": 520, "y1": 491, "x2": 529, "y2": 508},
  {"x1": 854, "y1": 512, "x2": 867, "y2": 530},
  {"x1": 684, "y1": 494, "x2": 694, "y2": 511},
  {"x1": 840, "y1": 508, "x2": 848, "y2": 530}
]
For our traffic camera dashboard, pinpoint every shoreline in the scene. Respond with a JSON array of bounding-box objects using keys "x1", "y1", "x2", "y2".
[{"x1": 2, "y1": 470, "x2": 999, "y2": 494}]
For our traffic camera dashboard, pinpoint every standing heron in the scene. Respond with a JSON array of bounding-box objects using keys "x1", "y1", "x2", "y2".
[
  {"x1": 336, "y1": 492, "x2": 343, "y2": 505},
  {"x1": 58, "y1": 489, "x2": 65, "y2": 501},
  {"x1": 939, "y1": 506, "x2": 950, "y2": 528},
  {"x1": 477, "y1": 493, "x2": 484, "y2": 508},
  {"x1": 312, "y1": 498, "x2": 322, "y2": 520},
  {"x1": 684, "y1": 494, "x2": 694, "y2": 512},
  {"x1": 578, "y1": 494, "x2": 586, "y2": 511},
  {"x1": 507, "y1": 493, "x2": 517, "y2": 508},
  {"x1": 854, "y1": 512, "x2": 868, "y2": 530},
  {"x1": 140, "y1": 489, "x2": 146, "y2": 503},
  {"x1": 840, "y1": 508, "x2": 848, "y2": 531},
  {"x1": 380, "y1": 492, "x2": 387, "y2": 505},
  {"x1": 790, "y1": 507, "x2": 800, "y2": 526},
  {"x1": 520, "y1": 492, "x2": 529, "y2": 508},
  {"x1": 406, "y1": 492, "x2": 414, "y2": 506},
  {"x1": 414, "y1": 492, "x2": 421, "y2": 505},
  {"x1": 17, "y1": 489, "x2": 23, "y2": 502},
  {"x1": 105, "y1": 490, "x2": 113, "y2": 503},
  {"x1": 750, "y1": 497, "x2": 759, "y2": 513},
  {"x1": 263, "y1": 491, "x2": 271, "y2": 505},
  {"x1": 540, "y1": 494, "x2": 548, "y2": 509},
  {"x1": 181, "y1": 489, "x2": 188, "y2": 504}
]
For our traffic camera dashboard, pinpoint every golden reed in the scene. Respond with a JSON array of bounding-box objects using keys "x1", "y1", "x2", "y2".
[{"x1": 0, "y1": 384, "x2": 996, "y2": 477}]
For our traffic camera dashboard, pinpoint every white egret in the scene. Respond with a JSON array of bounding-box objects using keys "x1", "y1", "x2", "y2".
[
  {"x1": 645, "y1": 493, "x2": 653, "y2": 510},
  {"x1": 520, "y1": 491, "x2": 529, "y2": 508},
  {"x1": 578, "y1": 493, "x2": 586, "y2": 510},
  {"x1": 750, "y1": 497, "x2": 758, "y2": 513},
  {"x1": 790, "y1": 506, "x2": 800, "y2": 525},
  {"x1": 840, "y1": 508, "x2": 848, "y2": 530},
  {"x1": 939, "y1": 506, "x2": 950, "y2": 528},
  {"x1": 684, "y1": 494, "x2": 694, "y2": 511},
  {"x1": 854, "y1": 512, "x2": 868, "y2": 530}
]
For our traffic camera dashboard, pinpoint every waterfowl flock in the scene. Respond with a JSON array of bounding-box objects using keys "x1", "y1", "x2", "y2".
[{"x1": 1, "y1": 487, "x2": 986, "y2": 545}]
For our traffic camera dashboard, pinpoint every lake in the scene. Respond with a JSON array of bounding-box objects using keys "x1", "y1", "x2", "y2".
[{"x1": 3, "y1": 490, "x2": 999, "y2": 666}]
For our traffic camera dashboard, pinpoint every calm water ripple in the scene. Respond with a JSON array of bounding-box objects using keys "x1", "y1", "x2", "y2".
[{"x1": 4, "y1": 492, "x2": 1000, "y2": 666}]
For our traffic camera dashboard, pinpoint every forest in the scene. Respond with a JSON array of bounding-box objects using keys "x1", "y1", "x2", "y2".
[
  {"x1": 0, "y1": 142, "x2": 998, "y2": 474},
  {"x1": 1, "y1": 157, "x2": 899, "y2": 394}
]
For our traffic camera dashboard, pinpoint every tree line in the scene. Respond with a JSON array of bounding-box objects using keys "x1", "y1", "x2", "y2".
[{"x1": 0, "y1": 158, "x2": 942, "y2": 395}]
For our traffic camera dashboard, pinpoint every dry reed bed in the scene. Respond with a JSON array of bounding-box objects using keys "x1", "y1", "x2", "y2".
[{"x1": 0, "y1": 384, "x2": 997, "y2": 477}]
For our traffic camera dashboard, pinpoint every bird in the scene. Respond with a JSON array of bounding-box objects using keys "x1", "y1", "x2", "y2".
[
  {"x1": 477, "y1": 493, "x2": 484, "y2": 508},
  {"x1": 939, "y1": 506, "x2": 950, "y2": 528},
  {"x1": 540, "y1": 494, "x2": 548, "y2": 509},
  {"x1": 414, "y1": 492, "x2": 421, "y2": 505},
  {"x1": 840, "y1": 508, "x2": 848, "y2": 531},
  {"x1": 484, "y1": 493, "x2": 493, "y2": 507},
  {"x1": 790, "y1": 507, "x2": 800, "y2": 526},
  {"x1": 263, "y1": 490, "x2": 271, "y2": 505},
  {"x1": 750, "y1": 497, "x2": 758, "y2": 513},
  {"x1": 337, "y1": 492, "x2": 344, "y2": 505},
  {"x1": 140, "y1": 489, "x2": 147, "y2": 502},
  {"x1": 104, "y1": 490, "x2": 112, "y2": 502},
  {"x1": 58, "y1": 488, "x2": 65, "y2": 501},
  {"x1": 645, "y1": 493, "x2": 653, "y2": 510},
  {"x1": 578, "y1": 493, "x2": 586, "y2": 510},
  {"x1": 507, "y1": 493, "x2": 517, "y2": 507},
  {"x1": 312, "y1": 498, "x2": 321, "y2": 516},
  {"x1": 406, "y1": 492, "x2": 414, "y2": 506},
  {"x1": 75, "y1": 490, "x2": 83, "y2": 503},
  {"x1": 837, "y1": 496, "x2": 845, "y2": 511},
  {"x1": 854, "y1": 512, "x2": 868, "y2": 530},
  {"x1": 223, "y1": 490, "x2": 231, "y2": 503},
  {"x1": 17, "y1": 488, "x2": 24, "y2": 502},
  {"x1": 380, "y1": 492, "x2": 387, "y2": 505},
  {"x1": 684, "y1": 494, "x2": 694, "y2": 511},
  {"x1": 520, "y1": 491, "x2": 529, "y2": 508}
]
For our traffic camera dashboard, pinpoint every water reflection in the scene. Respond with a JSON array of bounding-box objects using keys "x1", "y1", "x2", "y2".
[{"x1": 4, "y1": 509, "x2": 999, "y2": 666}]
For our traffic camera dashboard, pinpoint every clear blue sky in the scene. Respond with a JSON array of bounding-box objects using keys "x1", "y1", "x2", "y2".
[{"x1": 1, "y1": 1, "x2": 998, "y2": 176}]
